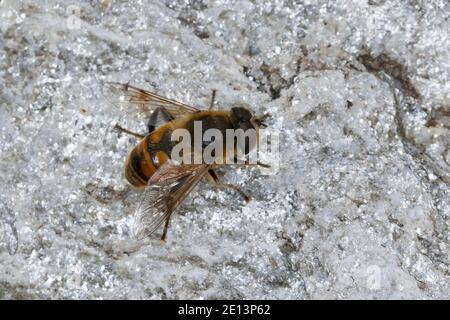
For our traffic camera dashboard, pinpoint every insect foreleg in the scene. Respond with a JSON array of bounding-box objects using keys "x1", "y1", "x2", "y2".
[{"x1": 232, "y1": 157, "x2": 271, "y2": 168}]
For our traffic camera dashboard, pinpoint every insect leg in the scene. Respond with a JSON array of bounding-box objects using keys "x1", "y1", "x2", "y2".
[
  {"x1": 230, "y1": 157, "x2": 270, "y2": 168},
  {"x1": 208, "y1": 169, "x2": 251, "y2": 202},
  {"x1": 148, "y1": 107, "x2": 175, "y2": 132},
  {"x1": 232, "y1": 156, "x2": 271, "y2": 168},
  {"x1": 161, "y1": 215, "x2": 171, "y2": 241},
  {"x1": 114, "y1": 123, "x2": 145, "y2": 139},
  {"x1": 256, "y1": 161, "x2": 271, "y2": 168},
  {"x1": 209, "y1": 89, "x2": 217, "y2": 110}
]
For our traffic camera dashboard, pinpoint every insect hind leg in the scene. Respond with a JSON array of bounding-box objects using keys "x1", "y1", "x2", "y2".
[
  {"x1": 114, "y1": 123, "x2": 145, "y2": 139},
  {"x1": 161, "y1": 215, "x2": 171, "y2": 241},
  {"x1": 148, "y1": 107, "x2": 174, "y2": 133}
]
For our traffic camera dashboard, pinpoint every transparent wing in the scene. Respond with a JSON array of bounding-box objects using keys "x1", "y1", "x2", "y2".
[
  {"x1": 104, "y1": 82, "x2": 200, "y2": 119},
  {"x1": 131, "y1": 160, "x2": 211, "y2": 239}
]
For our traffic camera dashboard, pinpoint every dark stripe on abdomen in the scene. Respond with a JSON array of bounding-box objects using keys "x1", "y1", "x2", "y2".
[{"x1": 125, "y1": 144, "x2": 150, "y2": 188}]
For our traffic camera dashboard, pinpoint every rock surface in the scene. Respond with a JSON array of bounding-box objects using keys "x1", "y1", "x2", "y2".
[{"x1": 0, "y1": 0, "x2": 448, "y2": 299}]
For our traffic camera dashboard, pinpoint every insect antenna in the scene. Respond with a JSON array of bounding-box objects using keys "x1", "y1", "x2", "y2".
[{"x1": 253, "y1": 113, "x2": 270, "y2": 128}]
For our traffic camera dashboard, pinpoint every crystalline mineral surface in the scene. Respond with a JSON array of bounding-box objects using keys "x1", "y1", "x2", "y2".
[{"x1": 0, "y1": 0, "x2": 448, "y2": 299}]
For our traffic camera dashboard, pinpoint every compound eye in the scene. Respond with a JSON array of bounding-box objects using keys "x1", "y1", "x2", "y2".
[{"x1": 232, "y1": 107, "x2": 252, "y2": 121}]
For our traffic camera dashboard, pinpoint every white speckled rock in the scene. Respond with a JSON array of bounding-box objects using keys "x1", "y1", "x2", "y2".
[{"x1": 0, "y1": 0, "x2": 448, "y2": 299}]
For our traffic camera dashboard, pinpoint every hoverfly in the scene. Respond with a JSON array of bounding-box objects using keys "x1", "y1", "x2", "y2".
[{"x1": 105, "y1": 82, "x2": 268, "y2": 241}]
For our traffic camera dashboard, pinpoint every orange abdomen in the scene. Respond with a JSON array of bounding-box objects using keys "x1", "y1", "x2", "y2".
[{"x1": 125, "y1": 135, "x2": 170, "y2": 188}]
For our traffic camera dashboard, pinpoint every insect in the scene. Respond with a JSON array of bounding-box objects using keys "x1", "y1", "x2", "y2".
[{"x1": 105, "y1": 82, "x2": 268, "y2": 241}]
